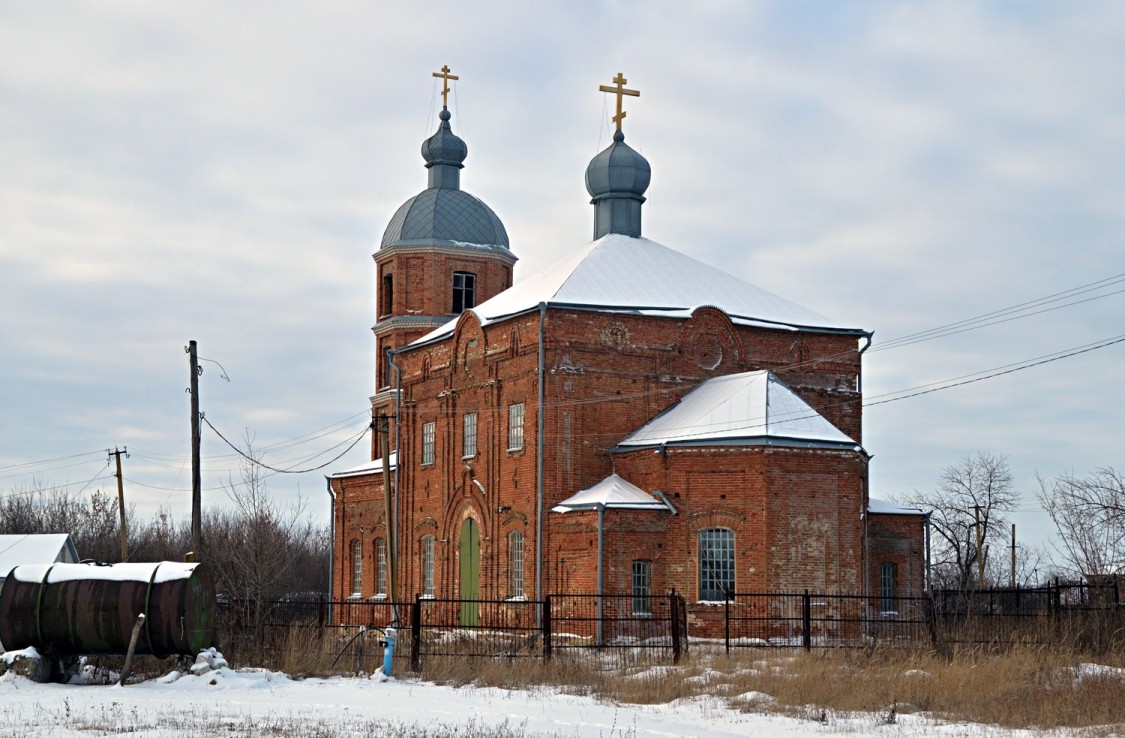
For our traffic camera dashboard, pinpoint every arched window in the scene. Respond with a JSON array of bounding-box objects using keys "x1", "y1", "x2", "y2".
[
  {"x1": 452, "y1": 271, "x2": 476, "y2": 314},
  {"x1": 698, "y1": 528, "x2": 734, "y2": 601},
  {"x1": 381, "y1": 273, "x2": 394, "y2": 317},
  {"x1": 420, "y1": 535, "x2": 435, "y2": 598},
  {"x1": 374, "y1": 537, "x2": 388, "y2": 597},
  {"x1": 508, "y1": 530, "x2": 525, "y2": 599},
  {"x1": 350, "y1": 539, "x2": 362, "y2": 597}
]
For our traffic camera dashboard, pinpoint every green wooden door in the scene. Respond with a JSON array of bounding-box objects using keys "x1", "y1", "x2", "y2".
[{"x1": 459, "y1": 518, "x2": 480, "y2": 626}]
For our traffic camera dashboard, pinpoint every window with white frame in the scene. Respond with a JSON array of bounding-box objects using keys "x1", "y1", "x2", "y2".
[
  {"x1": 421, "y1": 535, "x2": 435, "y2": 597},
  {"x1": 375, "y1": 537, "x2": 387, "y2": 596},
  {"x1": 508, "y1": 530, "x2": 525, "y2": 598},
  {"x1": 421, "y1": 421, "x2": 435, "y2": 466},
  {"x1": 508, "y1": 403, "x2": 525, "y2": 451},
  {"x1": 463, "y1": 413, "x2": 477, "y2": 458},
  {"x1": 880, "y1": 562, "x2": 897, "y2": 613},
  {"x1": 698, "y1": 528, "x2": 735, "y2": 601},
  {"x1": 632, "y1": 560, "x2": 652, "y2": 615},
  {"x1": 350, "y1": 539, "x2": 362, "y2": 596}
]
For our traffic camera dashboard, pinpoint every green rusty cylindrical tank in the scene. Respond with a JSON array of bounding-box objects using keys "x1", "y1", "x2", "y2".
[{"x1": 0, "y1": 561, "x2": 216, "y2": 657}]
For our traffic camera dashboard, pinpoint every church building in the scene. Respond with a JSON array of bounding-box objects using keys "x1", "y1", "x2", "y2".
[{"x1": 329, "y1": 70, "x2": 926, "y2": 624}]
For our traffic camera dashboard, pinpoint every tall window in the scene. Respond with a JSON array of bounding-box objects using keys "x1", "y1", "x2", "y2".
[
  {"x1": 880, "y1": 562, "x2": 897, "y2": 613},
  {"x1": 508, "y1": 531, "x2": 525, "y2": 598},
  {"x1": 507, "y1": 403, "x2": 525, "y2": 451},
  {"x1": 421, "y1": 421, "x2": 435, "y2": 466},
  {"x1": 421, "y1": 535, "x2": 435, "y2": 597},
  {"x1": 699, "y1": 528, "x2": 735, "y2": 601},
  {"x1": 463, "y1": 413, "x2": 477, "y2": 458},
  {"x1": 350, "y1": 539, "x2": 362, "y2": 596},
  {"x1": 381, "y1": 273, "x2": 393, "y2": 317},
  {"x1": 632, "y1": 560, "x2": 652, "y2": 615},
  {"x1": 452, "y1": 271, "x2": 476, "y2": 314},
  {"x1": 375, "y1": 537, "x2": 387, "y2": 596}
]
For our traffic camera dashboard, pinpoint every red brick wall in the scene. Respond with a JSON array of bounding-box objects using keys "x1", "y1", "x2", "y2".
[{"x1": 867, "y1": 513, "x2": 927, "y2": 600}]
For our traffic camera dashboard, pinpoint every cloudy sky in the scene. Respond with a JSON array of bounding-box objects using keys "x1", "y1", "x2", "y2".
[{"x1": 2, "y1": 2, "x2": 1122, "y2": 559}]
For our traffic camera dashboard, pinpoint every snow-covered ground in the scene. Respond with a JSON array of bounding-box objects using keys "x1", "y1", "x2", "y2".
[{"x1": 0, "y1": 663, "x2": 1058, "y2": 738}]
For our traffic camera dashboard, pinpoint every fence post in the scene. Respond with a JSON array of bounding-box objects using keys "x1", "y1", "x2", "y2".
[
  {"x1": 670, "y1": 591, "x2": 682, "y2": 664},
  {"x1": 543, "y1": 595, "x2": 552, "y2": 660},
  {"x1": 410, "y1": 596, "x2": 422, "y2": 672},
  {"x1": 724, "y1": 595, "x2": 731, "y2": 655},
  {"x1": 802, "y1": 590, "x2": 811, "y2": 651},
  {"x1": 318, "y1": 594, "x2": 326, "y2": 629}
]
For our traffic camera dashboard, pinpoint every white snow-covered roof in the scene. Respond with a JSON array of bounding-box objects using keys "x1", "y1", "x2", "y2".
[
  {"x1": 615, "y1": 370, "x2": 858, "y2": 450},
  {"x1": 551, "y1": 474, "x2": 671, "y2": 513},
  {"x1": 413, "y1": 234, "x2": 867, "y2": 345},
  {"x1": 868, "y1": 498, "x2": 926, "y2": 516},
  {"x1": 0, "y1": 534, "x2": 79, "y2": 579},
  {"x1": 328, "y1": 452, "x2": 397, "y2": 480}
]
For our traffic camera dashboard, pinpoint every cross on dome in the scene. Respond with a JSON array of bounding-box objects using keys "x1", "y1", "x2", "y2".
[
  {"x1": 598, "y1": 72, "x2": 640, "y2": 134},
  {"x1": 432, "y1": 65, "x2": 460, "y2": 109}
]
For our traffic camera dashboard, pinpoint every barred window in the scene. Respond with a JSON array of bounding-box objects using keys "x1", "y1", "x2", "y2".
[
  {"x1": 880, "y1": 562, "x2": 897, "y2": 613},
  {"x1": 632, "y1": 560, "x2": 651, "y2": 615},
  {"x1": 452, "y1": 271, "x2": 476, "y2": 314},
  {"x1": 350, "y1": 539, "x2": 362, "y2": 596},
  {"x1": 421, "y1": 421, "x2": 435, "y2": 466},
  {"x1": 508, "y1": 531, "x2": 525, "y2": 598},
  {"x1": 421, "y1": 535, "x2": 435, "y2": 598},
  {"x1": 508, "y1": 403, "x2": 525, "y2": 451},
  {"x1": 463, "y1": 413, "x2": 477, "y2": 459},
  {"x1": 698, "y1": 528, "x2": 734, "y2": 601},
  {"x1": 375, "y1": 537, "x2": 387, "y2": 596}
]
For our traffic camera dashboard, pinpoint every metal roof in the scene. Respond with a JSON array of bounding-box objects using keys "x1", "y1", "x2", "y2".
[
  {"x1": 614, "y1": 370, "x2": 858, "y2": 450},
  {"x1": 551, "y1": 474, "x2": 671, "y2": 513}
]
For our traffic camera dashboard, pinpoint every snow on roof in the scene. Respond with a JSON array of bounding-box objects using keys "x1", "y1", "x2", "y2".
[
  {"x1": 412, "y1": 234, "x2": 867, "y2": 346},
  {"x1": 328, "y1": 452, "x2": 397, "y2": 479},
  {"x1": 10, "y1": 561, "x2": 199, "y2": 585},
  {"x1": 0, "y1": 534, "x2": 78, "y2": 579},
  {"x1": 615, "y1": 370, "x2": 858, "y2": 450},
  {"x1": 868, "y1": 498, "x2": 926, "y2": 516},
  {"x1": 551, "y1": 474, "x2": 670, "y2": 513}
]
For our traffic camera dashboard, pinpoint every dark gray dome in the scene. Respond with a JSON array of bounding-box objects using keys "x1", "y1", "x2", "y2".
[
  {"x1": 380, "y1": 188, "x2": 509, "y2": 249},
  {"x1": 380, "y1": 107, "x2": 509, "y2": 251},
  {"x1": 421, "y1": 109, "x2": 467, "y2": 168},
  {"x1": 585, "y1": 131, "x2": 651, "y2": 199}
]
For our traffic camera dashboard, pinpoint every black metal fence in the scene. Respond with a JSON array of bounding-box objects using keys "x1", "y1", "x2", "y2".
[{"x1": 215, "y1": 579, "x2": 1122, "y2": 671}]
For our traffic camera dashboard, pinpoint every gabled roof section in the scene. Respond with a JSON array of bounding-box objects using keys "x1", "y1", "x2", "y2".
[
  {"x1": 328, "y1": 452, "x2": 397, "y2": 480},
  {"x1": 411, "y1": 234, "x2": 867, "y2": 346},
  {"x1": 869, "y1": 498, "x2": 926, "y2": 516},
  {"x1": 551, "y1": 474, "x2": 671, "y2": 513},
  {"x1": 614, "y1": 370, "x2": 859, "y2": 451},
  {"x1": 0, "y1": 533, "x2": 79, "y2": 579}
]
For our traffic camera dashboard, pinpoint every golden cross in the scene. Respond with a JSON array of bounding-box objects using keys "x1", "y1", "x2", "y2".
[
  {"x1": 432, "y1": 65, "x2": 459, "y2": 109},
  {"x1": 598, "y1": 72, "x2": 640, "y2": 133}
]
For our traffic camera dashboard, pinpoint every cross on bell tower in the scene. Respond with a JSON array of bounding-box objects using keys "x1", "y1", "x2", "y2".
[
  {"x1": 433, "y1": 64, "x2": 459, "y2": 109},
  {"x1": 599, "y1": 72, "x2": 640, "y2": 133}
]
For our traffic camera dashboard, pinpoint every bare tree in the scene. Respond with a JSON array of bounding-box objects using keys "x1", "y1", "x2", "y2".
[
  {"x1": 1037, "y1": 467, "x2": 1125, "y2": 578},
  {"x1": 906, "y1": 452, "x2": 1020, "y2": 591}
]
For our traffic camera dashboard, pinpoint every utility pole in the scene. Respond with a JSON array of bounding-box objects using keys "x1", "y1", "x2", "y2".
[
  {"x1": 973, "y1": 505, "x2": 985, "y2": 587},
  {"x1": 378, "y1": 414, "x2": 398, "y2": 621},
  {"x1": 110, "y1": 447, "x2": 129, "y2": 562},
  {"x1": 187, "y1": 340, "x2": 202, "y2": 562},
  {"x1": 1010, "y1": 523, "x2": 1017, "y2": 588}
]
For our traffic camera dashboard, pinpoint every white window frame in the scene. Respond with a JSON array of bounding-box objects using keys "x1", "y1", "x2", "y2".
[
  {"x1": 508, "y1": 530, "x2": 525, "y2": 599},
  {"x1": 463, "y1": 413, "x2": 477, "y2": 459},
  {"x1": 350, "y1": 539, "x2": 362, "y2": 597},
  {"x1": 421, "y1": 421, "x2": 435, "y2": 466},
  {"x1": 421, "y1": 535, "x2": 435, "y2": 598},
  {"x1": 632, "y1": 559, "x2": 652, "y2": 615},
  {"x1": 375, "y1": 537, "x2": 387, "y2": 597},
  {"x1": 699, "y1": 528, "x2": 735, "y2": 601},
  {"x1": 507, "y1": 402, "x2": 525, "y2": 452}
]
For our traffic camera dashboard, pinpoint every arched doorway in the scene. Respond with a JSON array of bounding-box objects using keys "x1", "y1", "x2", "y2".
[{"x1": 459, "y1": 517, "x2": 480, "y2": 626}]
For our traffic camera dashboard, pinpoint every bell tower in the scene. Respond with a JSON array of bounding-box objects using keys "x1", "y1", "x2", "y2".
[{"x1": 371, "y1": 67, "x2": 517, "y2": 438}]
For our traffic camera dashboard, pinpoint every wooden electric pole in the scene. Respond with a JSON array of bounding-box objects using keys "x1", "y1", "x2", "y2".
[
  {"x1": 973, "y1": 505, "x2": 985, "y2": 587},
  {"x1": 110, "y1": 447, "x2": 129, "y2": 562},
  {"x1": 1010, "y1": 523, "x2": 1017, "y2": 588},
  {"x1": 188, "y1": 340, "x2": 202, "y2": 562},
  {"x1": 378, "y1": 414, "x2": 398, "y2": 615}
]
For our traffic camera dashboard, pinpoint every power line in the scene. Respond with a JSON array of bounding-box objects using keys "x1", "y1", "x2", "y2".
[{"x1": 201, "y1": 414, "x2": 373, "y2": 474}]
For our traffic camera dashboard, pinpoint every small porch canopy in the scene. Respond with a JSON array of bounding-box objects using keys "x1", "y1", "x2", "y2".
[
  {"x1": 551, "y1": 474, "x2": 675, "y2": 645},
  {"x1": 551, "y1": 473, "x2": 675, "y2": 514}
]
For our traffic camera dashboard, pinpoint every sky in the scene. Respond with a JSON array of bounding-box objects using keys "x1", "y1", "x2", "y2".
[
  {"x1": 1, "y1": 2, "x2": 1123, "y2": 561},
  {"x1": 0, "y1": 653, "x2": 1080, "y2": 737}
]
